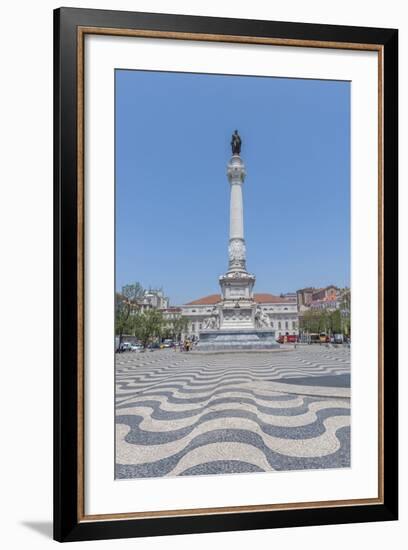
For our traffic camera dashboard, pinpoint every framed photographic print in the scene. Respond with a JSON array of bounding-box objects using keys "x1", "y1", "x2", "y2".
[{"x1": 54, "y1": 7, "x2": 398, "y2": 542}]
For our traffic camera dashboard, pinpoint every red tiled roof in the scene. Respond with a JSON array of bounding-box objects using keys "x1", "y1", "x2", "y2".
[
  {"x1": 185, "y1": 293, "x2": 294, "y2": 305},
  {"x1": 254, "y1": 293, "x2": 294, "y2": 304},
  {"x1": 186, "y1": 294, "x2": 221, "y2": 305}
]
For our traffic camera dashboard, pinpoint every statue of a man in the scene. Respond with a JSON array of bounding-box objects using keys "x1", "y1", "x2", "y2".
[
  {"x1": 255, "y1": 305, "x2": 270, "y2": 328},
  {"x1": 231, "y1": 130, "x2": 242, "y2": 155},
  {"x1": 204, "y1": 307, "x2": 219, "y2": 330},
  {"x1": 260, "y1": 309, "x2": 270, "y2": 328}
]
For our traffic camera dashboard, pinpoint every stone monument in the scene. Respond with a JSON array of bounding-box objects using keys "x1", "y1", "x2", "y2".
[{"x1": 196, "y1": 131, "x2": 279, "y2": 351}]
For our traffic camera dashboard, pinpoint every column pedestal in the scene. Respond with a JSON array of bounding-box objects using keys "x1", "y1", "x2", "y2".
[{"x1": 197, "y1": 328, "x2": 279, "y2": 352}]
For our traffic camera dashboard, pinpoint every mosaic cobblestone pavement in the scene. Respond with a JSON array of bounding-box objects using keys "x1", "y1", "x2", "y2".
[{"x1": 115, "y1": 346, "x2": 350, "y2": 478}]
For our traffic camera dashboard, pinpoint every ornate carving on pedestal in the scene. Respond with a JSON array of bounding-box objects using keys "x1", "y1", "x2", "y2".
[
  {"x1": 255, "y1": 305, "x2": 270, "y2": 328},
  {"x1": 203, "y1": 307, "x2": 220, "y2": 330},
  {"x1": 228, "y1": 238, "x2": 246, "y2": 262},
  {"x1": 220, "y1": 271, "x2": 254, "y2": 280},
  {"x1": 223, "y1": 310, "x2": 252, "y2": 323}
]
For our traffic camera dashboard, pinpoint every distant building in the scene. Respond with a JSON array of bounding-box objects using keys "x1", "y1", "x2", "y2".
[
  {"x1": 311, "y1": 285, "x2": 339, "y2": 302},
  {"x1": 179, "y1": 293, "x2": 298, "y2": 340},
  {"x1": 297, "y1": 285, "x2": 341, "y2": 311},
  {"x1": 296, "y1": 287, "x2": 315, "y2": 310},
  {"x1": 161, "y1": 306, "x2": 182, "y2": 320},
  {"x1": 309, "y1": 297, "x2": 340, "y2": 311},
  {"x1": 282, "y1": 292, "x2": 297, "y2": 301},
  {"x1": 139, "y1": 288, "x2": 169, "y2": 311}
]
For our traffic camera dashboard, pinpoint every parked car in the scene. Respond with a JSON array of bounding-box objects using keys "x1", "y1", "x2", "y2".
[
  {"x1": 147, "y1": 342, "x2": 160, "y2": 351},
  {"x1": 161, "y1": 339, "x2": 174, "y2": 348},
  {"x1": 119, "y1": 342, "x2": 132, "y2": 352},
  {"x1": 130, "y1": 343, "x2": 143, "y2": 352}
]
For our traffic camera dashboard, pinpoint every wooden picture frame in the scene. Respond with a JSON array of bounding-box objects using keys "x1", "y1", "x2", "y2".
[{"x1": 54, "y1": 7, "x2": 398, "y2": 542}]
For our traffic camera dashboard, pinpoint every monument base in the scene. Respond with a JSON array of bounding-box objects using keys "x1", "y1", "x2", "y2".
[{"x1": 196, "y1": 328, "x2": 280, "y2": 351}]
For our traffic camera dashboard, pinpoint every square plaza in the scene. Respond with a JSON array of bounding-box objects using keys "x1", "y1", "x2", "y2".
[
  {"x1": 115, "y1": 82, "x2": 351, "y2": 481},
  {"x1": 115, "y1": 345, "x2": 350, "y2": 478}
]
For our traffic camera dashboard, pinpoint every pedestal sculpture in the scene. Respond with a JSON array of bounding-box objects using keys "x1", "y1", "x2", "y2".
[{"x1": 197, "y1": 131, "x2": 279, "y2": 351}]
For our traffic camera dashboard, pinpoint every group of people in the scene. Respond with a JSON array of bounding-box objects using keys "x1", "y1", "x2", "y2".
[{"x1": 178, "y1": 340, "x2": 194, "y2": 352}]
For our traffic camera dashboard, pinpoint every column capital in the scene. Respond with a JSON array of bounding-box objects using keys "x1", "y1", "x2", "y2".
[{"x1": 227, "y1": 154, "x2": 246, "y2": 184}]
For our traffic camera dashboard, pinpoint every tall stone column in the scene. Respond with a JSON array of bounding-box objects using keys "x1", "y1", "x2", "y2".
[
  {"x1": 196, "y1": 131, "x2": 279, "y2": 348},
  {"x1": 218, "y1": 140, "x2": 256, "y2": 330},
  {"x1": 227, "y1": 155, "x2": 247, "y2": 272}
]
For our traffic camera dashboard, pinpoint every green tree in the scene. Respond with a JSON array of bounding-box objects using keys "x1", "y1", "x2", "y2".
[
  {"x1": 115, "y1": 293, "x2": 133, "y2": 346},
  {"x1": 115, "y1": 282, "x2": 144, "y2": 349},
  {"x1": 301, "y1": 308, "x2": 335, "y2": 338},
  {"x1": 161, "y1": 326, "x2": 174, "y2": 340},
  {"x1": 301, "y1": 309, "x2": 322, "y2": 334},
  {"x1": 340, "y1": 289, "x2": 351, "y2": 336},
  {"x1": 133, "y1": 309, "x2": 165, "y2": 348},
  {"x1": 171, "y1": 315, "x2": 189, "y2": 343},
  {"x1": 300, "y1": 303, "x2": 349, "y2": 342},
  {"x1": 122, "y1": 282, "x2": 144, "y2": 303},
  {"x1": 329, "y1": 310, "x2": 342, "y2": 334}
]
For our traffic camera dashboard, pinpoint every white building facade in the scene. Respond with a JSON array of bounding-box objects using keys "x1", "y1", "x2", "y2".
[{"x1": 180, "y1": 293, "x2": 298, "y2": 341}]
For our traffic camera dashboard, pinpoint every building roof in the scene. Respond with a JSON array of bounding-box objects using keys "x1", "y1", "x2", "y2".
[
  {"x1": 255, "y1": 293, "x2": 294, "y2": 303},
  {"x1": 185, "y1": 294, "x2": 221, "y2": 305},
  {"x1": 185, "y1": 293, "x2": 294, "y2": 305}
]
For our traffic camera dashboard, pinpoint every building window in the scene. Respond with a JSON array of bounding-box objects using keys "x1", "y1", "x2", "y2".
[
  {"x1": 278, "y1": 322, "x2": 281, "y2": 329},
  {"x1": 285, "y1": 321, "x2": 288, "y2": 329},
  {"x1": 191, "y1": 323, "x2": 195, "y2": 332},
  {"x1": 292, "y1": 321, "x2": 297, "y2": 329},
  {"x1": 199, "y1": 323, "x2": 202, "y2": 330},
  {"x1": 270, "y1": 321, "x2": 274, "y2": 328}
]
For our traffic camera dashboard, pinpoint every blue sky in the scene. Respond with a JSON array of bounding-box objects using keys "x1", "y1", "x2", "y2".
[{"x1": 115, "y1": 69, "x2": 350, "y2": 305}]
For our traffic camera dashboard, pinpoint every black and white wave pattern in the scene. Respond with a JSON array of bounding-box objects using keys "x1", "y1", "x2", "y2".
[{"x1": 115, "y1": 347, "x2": 350, "y2": 478}]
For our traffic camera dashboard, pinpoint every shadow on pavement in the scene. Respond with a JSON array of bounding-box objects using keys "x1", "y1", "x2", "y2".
[{"x1": 270, "y1": 374, "x2": 350, "y2": 388}]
